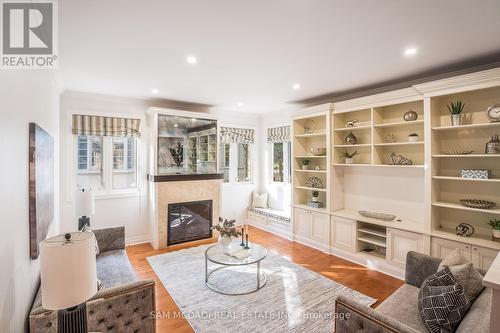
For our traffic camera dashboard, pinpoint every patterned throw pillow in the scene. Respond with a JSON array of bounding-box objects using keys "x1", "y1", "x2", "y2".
[
  {"x1": 448, "y1": 263, "x2": 485, "y2": 301},
  {"x1": 438, "y1": 249, "x2": 469, "y2": 270},
  {"x1": 418, "y1": 266, "x2": 471, "y2": 333},
  {"x1": 82, "y1": 225, "x2": 100, "y2": 256}
]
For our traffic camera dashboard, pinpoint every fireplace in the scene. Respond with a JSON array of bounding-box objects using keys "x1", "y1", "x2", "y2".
[{"x1": 167, "y1": 200, "x2": 213, "y2": 246}]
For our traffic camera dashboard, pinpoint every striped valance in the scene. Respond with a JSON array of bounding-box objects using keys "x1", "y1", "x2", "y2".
[
  {"x1": 72, "y1": 114, "x2": 141, "y2": 138},
  {"x1": 220, "y1": 127, "x2": 254, "y2": 144},
  {"x1": 267, "y1": 126, "x2": 290, "y2": 143}
]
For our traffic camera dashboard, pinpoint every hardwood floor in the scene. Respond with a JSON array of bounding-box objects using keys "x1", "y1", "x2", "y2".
[{"x1": 126, "y1": 226, "x2": 404, "y2": 333}]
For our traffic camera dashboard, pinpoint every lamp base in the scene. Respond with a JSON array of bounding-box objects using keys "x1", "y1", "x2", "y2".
[
  {"x1": 78, "y1": 216, "x2": 90, "y2": 231},
  {"x1": 58, "y1": 303, "x2": 88, "y2": 333}
]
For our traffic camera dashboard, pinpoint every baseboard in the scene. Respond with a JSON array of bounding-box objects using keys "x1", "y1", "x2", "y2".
[
  {"x1": 293, "y1": 235, "x2": 330, "y2": 254},
  {"x1": 247, "y1": 220, "x2": 293, "y2": 241},
  {"x1": 126, "y1": 235, "x2": 151, "y2": 246}
]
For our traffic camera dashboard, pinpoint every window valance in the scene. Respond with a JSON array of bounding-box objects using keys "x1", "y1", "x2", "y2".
[
  {"x1": 267, "y1": 126, "x2": 290, "y2": 143},
  {"x1": 220, "y1": 127, "x2": 254, "y2": 144},
  {"x1": 72, "y1": 114, "x2": 141, "y2": 138}
]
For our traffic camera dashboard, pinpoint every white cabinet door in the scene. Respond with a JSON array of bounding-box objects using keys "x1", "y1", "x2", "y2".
[
  {"x1": 387, "y1": 229, "x2": 426, "y2": 268},
  {"x1": 294, "y1": 208, "x2": 311, "y2": 238},
  {"x1": 310, "y1": 212, "x2": 330, "y2": 245},
  {"x1": 472, "y1": 246, "x2": 498, "y2": 271},
  {"x1": 431, "y1": 237, "x2": 472, "y2": 262},
  {"x1": 332, "y1": 216, "x2": 356, "y2": 252}
]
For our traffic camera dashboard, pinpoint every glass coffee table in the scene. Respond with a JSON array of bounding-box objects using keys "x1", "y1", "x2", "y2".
[{"x1": 205, "y1": 240, "x2": 268, "y2": 295}]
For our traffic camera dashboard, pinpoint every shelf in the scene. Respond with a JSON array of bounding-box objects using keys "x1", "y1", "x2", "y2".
[
  {"x1": 432, "y1": 228, "x2": 500, "y2": 250},
  {"x1": 357, "y1": 235, "x2": 386, "y2": 247},
  {"x1": 358, "y1": 227, "x2": 387, "y2": 238},
  {"x1": 294, "y1": 132, "x2": 326, "y2": 138},
  {"x1": 432, "y1": 201, "x2": 500, "y2": 216},
  {"x1": 374, "y1": 142, "x2": 424, "y2": 147},
  {"x1": 293, "y1": 204, "x2": 328, "y2": 214},
  {"x1": 294, "y1": 169, "x2": 327, "y2": 173},
  {"x1": 334, "y1": 144, "x2": 371, "y2": 148},
  {"x1": 295, "y1": 186, "x2": 327, "y2": 192},
  {"x1": 334, "y1": 125, "x2": 372, "y2": 132},
  {"x1": 333, "y1": 163, "x2": 424, "y2": 168},
  {"x1": 432, "y1": 122, "x2": 500, "y2": 132},
  {"x1": 432, "y1": 154, "x2": 500, "y2": 158},
  {"x1": 373, "y1": 120, "x2": 424, "y2": 129},
  {"x1": 295, "y1": 155, "x2": 327, "y2": 158},
  {"x1": 433, "y1": 176, "x2": 500, "y2": 183},
  {"x1": 358, "y1": 250, "x2": 386, "y2": 260}
]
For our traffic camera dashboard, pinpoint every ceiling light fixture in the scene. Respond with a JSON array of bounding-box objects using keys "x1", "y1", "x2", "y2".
[
  {"x1": 151, "y1": 89, "x2": 159, "y2": 94},
  {"x1": 186, "y1": 55, "x2": 197, "y2": 64},
  {"x1": 174, "y1": 124, "x2": 178, "y2": 128},
  {"x1": 237, "y1": 102, "x2": 244, "y2": 107},
  {"x1": 404, "y1": 47, "x2": 417, "y2": 56},
  {"x1": 292, "y1": 83, "x2": 301, "y2": 90}
]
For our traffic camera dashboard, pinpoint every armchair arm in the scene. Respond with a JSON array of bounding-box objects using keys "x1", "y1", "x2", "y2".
[
  {"x1": 405, "y1": 251, "x2": 441, "y2": 288},
  {"x1": 93, "y1": 226, "x2": 126, "y2": 252},
  {"x1": 335, "y1": 296, "x2": 420, "y2": 333}
]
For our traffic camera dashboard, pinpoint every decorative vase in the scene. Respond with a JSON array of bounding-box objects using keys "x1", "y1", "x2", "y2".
[
  {"x1": 403, "y1": 110, "x2": 418, "y2": 121},
  {"x1": 345, "y1": 132, "x2": 357, "y2": 145},
  {"x1": 485, "y1": 134, "x2": 500, "y2": 154},
  {"x1": 312, "y1": 196, "x2": 319, "y2": 202},
  {"x1": 218, "y1": 235, "x2": 232, "y2": 250},
  {"x1": 493, "y1": 229, "x2": 500, "y2": 240},
  {"x1": 302, "y1": 165, "x2": 308, "y2": 170},
  {"x1": 451, "y1": 114, "x2": 461, "y2": 127},
  {"x1": 345, "y1": 157, "x2": 354, "y2": 164}
]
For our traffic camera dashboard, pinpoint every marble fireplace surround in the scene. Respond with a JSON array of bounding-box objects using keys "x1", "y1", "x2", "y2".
[{"x1": 149, "y1": 175, "x2": 222, "y2": 249}]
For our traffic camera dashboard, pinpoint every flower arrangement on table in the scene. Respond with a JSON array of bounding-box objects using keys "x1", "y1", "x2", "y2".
[{"x1": 211, "y1": 217, "x2": 242, "y2": 237}]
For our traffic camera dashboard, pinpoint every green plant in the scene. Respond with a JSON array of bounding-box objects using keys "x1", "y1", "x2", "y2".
[
  {"x1": 312, "y1": 191, "x2": 319, "y2": 198},
  {"x1": 212, "y1": 217, "x2": 242, "y2": 237},
  {"x1": 302, "y1": 159, "x2": 311, "y2": 166},
  {"x1": 341, "y1": 150, "x2": 359, "y2": 158},
  {"x1": 489, "y1": 219, "x2": 500, "y2": 230},
  {"x1": 447, "y1": 101, "x2": 465, "y2": 115}
]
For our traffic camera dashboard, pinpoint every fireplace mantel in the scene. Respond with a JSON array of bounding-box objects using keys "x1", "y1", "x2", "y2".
[{"x1": 147, "y1": 173, "x2": 223, "y2": 182}]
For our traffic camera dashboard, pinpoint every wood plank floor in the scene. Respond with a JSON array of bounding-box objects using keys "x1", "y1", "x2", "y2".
[{"x1": 126, "y1": 226, "x2": 404, "y2": 333}]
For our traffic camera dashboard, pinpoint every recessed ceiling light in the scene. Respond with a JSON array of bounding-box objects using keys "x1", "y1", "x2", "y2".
[
  {"x1": 404, "y1": 47, "x2": 417, "y2": 56},
  {"x1": 292, "y1": 83, "x2": 301, "y2": 90},
  {"x1": 237, "y1": 102, "x2": 244, "y2": 107},
  {"x1": 174, "y1": 124, "x2": 178, "y2": 128},
  {"x1": 151, "y1": 89, "x2": 159, "y2": 94},
  {"x1": 186, "y1": 55, "x2": 197, "y2": 64},
  {"x1": 191, "y1": 118, "x2": 196, "y2": 122}
]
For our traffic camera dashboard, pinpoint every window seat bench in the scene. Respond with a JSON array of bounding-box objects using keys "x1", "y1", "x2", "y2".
[{"x1": 248, "y1": 207, "x2": 291, "y2": 227}]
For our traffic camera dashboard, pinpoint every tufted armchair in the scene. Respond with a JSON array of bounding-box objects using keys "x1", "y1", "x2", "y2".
[{"x1": 29, "y1": 226, "x2": 156, "y2": 333}]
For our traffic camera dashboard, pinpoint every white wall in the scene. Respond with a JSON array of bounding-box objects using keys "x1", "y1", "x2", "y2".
[
  {"x1": 60, "y1": 92, "x2": 261, "y2": 240},
  {"x1": 0, "y1": 71, "x2": 61, "y2": 332}
]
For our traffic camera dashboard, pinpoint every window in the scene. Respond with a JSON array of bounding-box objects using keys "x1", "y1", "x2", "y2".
[
  {"x1": 76, "y1": 135, "x2": 139, "y2": 194},
  {"x1": 270, "y1": 141, "x2": 291, "y2": 183},
  {"x1": 219, "y1": 142, "x2": 253, "y2": 184}
]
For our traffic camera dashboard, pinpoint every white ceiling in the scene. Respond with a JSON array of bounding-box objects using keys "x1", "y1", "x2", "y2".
[{"x1": 60, "y1": 0, "x2": 500, "y2": 113}]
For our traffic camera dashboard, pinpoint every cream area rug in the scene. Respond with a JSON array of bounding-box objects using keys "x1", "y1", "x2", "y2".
[{"x1": 147, "y1": 244, "x2": 376, "y2": 333}]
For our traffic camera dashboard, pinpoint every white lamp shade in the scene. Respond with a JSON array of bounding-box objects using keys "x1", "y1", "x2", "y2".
[
  {"x1": 75, "y1": 188, "x2": 95, "y2": 217},
  {"x1": 40, "y1": 232, "x2": 97, "y2": 310}
]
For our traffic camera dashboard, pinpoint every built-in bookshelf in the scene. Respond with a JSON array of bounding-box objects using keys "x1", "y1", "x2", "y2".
[
  {"x1": 292, "y1": 109, "x2": 331, "y2": 213},
  {"x1": 430, "y1": 85, "x2": 500, "y2": 247}
]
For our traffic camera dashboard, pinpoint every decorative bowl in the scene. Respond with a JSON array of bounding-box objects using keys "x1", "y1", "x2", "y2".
[
  {"x1": 460, "y1": 199, "x2": 496, "y2": 210},
  {"x1": 310, "y1": 148, "x2": 326, "y2": 156},
  {"x1": 359, "y1": 210, "x2": 396, "y2": 221}
]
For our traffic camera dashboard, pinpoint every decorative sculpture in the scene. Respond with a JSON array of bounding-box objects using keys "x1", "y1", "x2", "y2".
[
  {"x1": 390, "y1": 152, "x2": 413, "y2": 165},
  {"x1": 345, "y1": 119, "x2": 358, "y2": 128}
]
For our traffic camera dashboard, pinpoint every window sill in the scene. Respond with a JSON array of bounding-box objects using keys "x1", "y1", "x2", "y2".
[{"x1": 94, "y1": 191, "x2": 145, "y2": 200}]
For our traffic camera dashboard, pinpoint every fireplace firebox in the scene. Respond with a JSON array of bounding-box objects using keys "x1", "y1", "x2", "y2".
[{"x1": 167, "y1": 200, "x2": 213, "y2": 245}]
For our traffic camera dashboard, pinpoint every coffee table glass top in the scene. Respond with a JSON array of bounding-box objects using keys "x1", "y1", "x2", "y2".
[{"x1": 206, "y1": 240, "x2": 267, "y2": 266}]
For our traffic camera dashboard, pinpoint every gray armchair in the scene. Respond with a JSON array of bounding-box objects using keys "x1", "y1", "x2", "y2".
[
  {"x1": 335, "y1": 251, "x2": 491, "y2": 333},
  {"x1": 29, "y1": 226, "x2": 156, "y2": 333}
]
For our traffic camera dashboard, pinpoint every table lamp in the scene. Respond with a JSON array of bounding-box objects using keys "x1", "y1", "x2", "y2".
[
  {"x1": 75, "y1": 188, "x2": 95, "y2": 230},
  {"x1": 40, "y1": 232, "x2": 97, "y2": 333}
]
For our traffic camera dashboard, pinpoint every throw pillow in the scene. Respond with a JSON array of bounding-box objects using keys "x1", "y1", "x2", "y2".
[
  {"x1": 252, "y1": 192, "x2": 268, "y2": 209},
  {"x1": 82, "y1": 225, "x2": 100, "y2": 256},
  {"x1": 438, "y1": 249, "x2": 468, "y2": 270},
  {"x1": 418, "y1": 266, "x2": 471, "y2": 333},
  {"x1": 448, "y1": 263, "x2": 485, "y2": 301}
]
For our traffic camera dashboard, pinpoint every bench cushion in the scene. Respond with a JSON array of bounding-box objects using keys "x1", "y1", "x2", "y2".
[{"x1": 249, "y1": 207, "x2": 290, "y2": 222}]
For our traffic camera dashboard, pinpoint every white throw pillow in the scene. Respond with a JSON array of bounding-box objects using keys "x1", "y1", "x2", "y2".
[{"x1": 252, "y1": 192, "x2": 268, "y2": 209}]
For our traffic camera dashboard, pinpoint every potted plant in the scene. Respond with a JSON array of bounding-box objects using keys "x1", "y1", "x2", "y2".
[
  {"x1": 212, "y1": 217, "x2": 242, "y2": 250},
  {"x1": 489, "y1": 219, "x2": 500, "y2": 240},
  {"x1": 408, "y1": 133, "x2": 419, "y2": 143},
  {"x1": 302, "y1": 159, "x2": 311, "y2": 170},
  {"x1": 341, "y1": 150, "x2": 358, "y2": 164},
  {"x1": 312, "y1": 191, "x2": 320, "y2": 202},
  {"x1": 447, "y1": 101, "x2": 465, "y2": 127}
]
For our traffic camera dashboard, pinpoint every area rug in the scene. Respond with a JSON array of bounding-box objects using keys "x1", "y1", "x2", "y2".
[{"x1": 147, "y1": 244, "x2": 376, "y2": 333}]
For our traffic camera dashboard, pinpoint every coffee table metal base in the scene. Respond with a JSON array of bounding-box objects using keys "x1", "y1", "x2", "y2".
[{"x1": 205, "y1": 262, "x2": 267, "y2": 296}]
